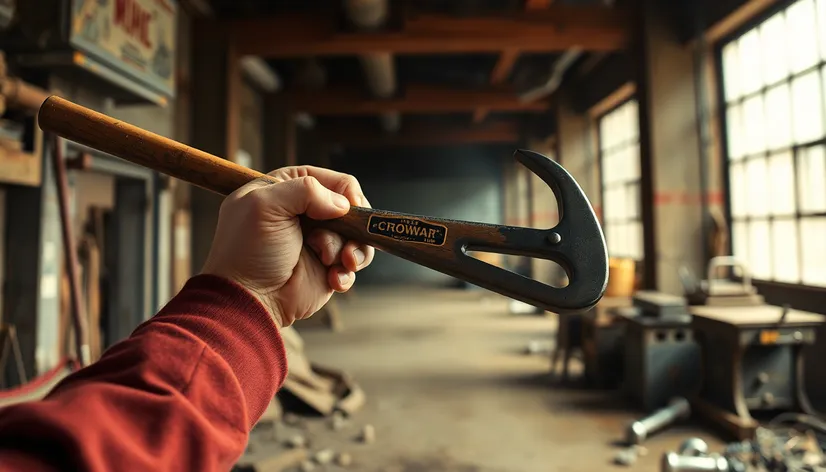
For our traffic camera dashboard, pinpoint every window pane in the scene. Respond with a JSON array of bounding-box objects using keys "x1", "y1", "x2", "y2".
[
  {"x1": 800, "y1": 217, "x2": 826, "y2": 286},
  {"x1": 626, "y1": 101, "x2": 639, "y2": 141},
  {"x1": 738, "y1": 30, "x2": 763, "y2": 96},
  {"x1": 730, "y1": 162, "x2": 748, "y2": 217},
  {"x1": 772, "y1": 218, "x2": 800, "y2": 283},
  {"x1": 727, "y1": 104, "x2": 745, "y2": 160},
  {"x1": 606, "y1": 223, "x2": 618, "y2": 255},
  {"x1": 764, "y1": 83, "x2": 792, "y2": 150},
  {"x1": 613, "y1": 222, "x2": 629, "y2": 257},
  {"x1": 616, "y1": 186, "x2": 629, "y2": 221},
  {"x1": 604, "y1": 185, "x2": 617, "y2": 222},
  {"x1": 600, "y1": 116, "x2": 611, "y2": 151},
  {"x1": 743, "y1": 94, "x2": 767, "y2": 156},
  {"x1": 819, "y1": 0, "x2": 826, "y2": 59},
  {"x1": 798, "y1": 145, "x2": 826, "y2": 212},
  {"x1": 748, "y1": 220, "x2": 772, "y2": 280},
  {"x1": 614, "y1": 146, "x2": 630, "y2": 183},
  {"x1": 627, "y1": 182, "x2": 640, "y2": 219},
  {"x1": 768, "y1": 151, "x2": 796, "y2": 216},
  {"x1": 603, "y1": 153, "x2": 617, "y2": 186},
  {"x1": 761, "y1": 12, "x2": 790, "y2": 86},
  {"x1": 787, "y1": 0, "x2": 820, "y2": 73},
  {"x1": 746, "y1": 157, "x2": 769, "y2": 217},
  {"x1": 628, "y1": 144, "x2": 640, "y2": 180},
  {"x1": 733, "y1": 221, "x2": 749, "y2": 264},
  {"x1": 723, "y1": 42, "x2": 741, "y2": 101},
  {"x1": 630, "y1": 221, "x2": 643, "y2": 260},
  {"x1": 791, "y1": 70, "x2": 824, "y2": 143}
]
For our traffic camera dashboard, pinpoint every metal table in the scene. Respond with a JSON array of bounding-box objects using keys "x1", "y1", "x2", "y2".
[{"x1": 691, "y1": 305, "x2": 825, "y2": 440}]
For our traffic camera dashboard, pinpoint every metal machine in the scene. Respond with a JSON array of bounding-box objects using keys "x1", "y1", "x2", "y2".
[
  {"x1": 691, "y1": 304, "x2": 825, "y2": 440},
  {"x1": 622, "y1": 291, "x2": 702, "y2": 411}
]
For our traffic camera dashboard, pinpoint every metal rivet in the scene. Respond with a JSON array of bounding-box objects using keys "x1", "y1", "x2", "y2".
[{"x1": 547, "y1": 232, "x2": 562, "y2": 244}]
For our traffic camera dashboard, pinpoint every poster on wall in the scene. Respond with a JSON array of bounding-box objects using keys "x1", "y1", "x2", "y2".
[{"x1": 70, "y1": 0, "x2": 177, "y2": 99}]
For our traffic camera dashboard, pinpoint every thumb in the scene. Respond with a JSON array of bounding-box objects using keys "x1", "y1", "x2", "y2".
[{"x1": 259, "y1": 176, "x2": 351, "y2": 220}]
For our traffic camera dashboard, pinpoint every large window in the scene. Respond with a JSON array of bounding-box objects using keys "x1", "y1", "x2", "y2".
[
  {"x1": 721, "y1": 0, "x2": 826, "y2": 287},
  {"x1": 598, "y1": 99, "x2": 643, "y2": 260}
]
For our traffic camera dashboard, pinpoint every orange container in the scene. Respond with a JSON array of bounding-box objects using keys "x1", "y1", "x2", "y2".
[{"x1": 605, "y1": 257, "x2": 636, "y2": 297}]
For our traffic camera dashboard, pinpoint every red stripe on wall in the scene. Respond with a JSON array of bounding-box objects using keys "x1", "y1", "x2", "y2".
[{"x1": 653, "y1": 191, "x2": 723, "y2": 206}]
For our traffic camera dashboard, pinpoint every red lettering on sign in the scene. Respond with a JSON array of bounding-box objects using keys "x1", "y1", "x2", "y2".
[{"x1": 115, "y1": 0, "x2": 153, "y2": 48}]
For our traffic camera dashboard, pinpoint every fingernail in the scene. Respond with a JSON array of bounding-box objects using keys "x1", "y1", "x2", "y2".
[
  {"x1": 354, "y1": 248, "x2": 366, "y2": 265},
  {"x1": 337, "y1": 272, "x2": 351, "y2": 285},
  {"x1": 333, "y1": 193, "x2": 350, "y2": 209}
]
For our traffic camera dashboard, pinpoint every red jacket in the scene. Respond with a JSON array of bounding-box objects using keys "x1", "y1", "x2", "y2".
[{"x1": 0, "y1": 275, "x2": 288, "y2": 471}]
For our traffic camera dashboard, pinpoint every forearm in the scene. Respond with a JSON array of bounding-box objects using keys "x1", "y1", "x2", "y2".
[{"x1": 0, "y1": 275, "x2": 287, "y2": 472}]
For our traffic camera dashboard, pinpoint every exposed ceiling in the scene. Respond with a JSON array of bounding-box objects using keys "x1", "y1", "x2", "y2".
[{"x1": 205, "y1": 0, "x2": 627, "y2": 146}]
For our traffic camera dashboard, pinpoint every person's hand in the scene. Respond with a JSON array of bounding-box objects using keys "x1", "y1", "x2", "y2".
[{"x1": 201, "y1": 166, "x2": 375, "y2": 328}]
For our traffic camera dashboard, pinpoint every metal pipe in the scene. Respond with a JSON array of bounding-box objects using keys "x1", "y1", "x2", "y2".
[
  {"x1": 626, "y1": 397, "x2": 691, "y2": 445},
  {"x1": 519, "y1": 48, "x2": 584, "y2": 103},
  {"x1": 1, "y1": 77, "x2": 50, "y2": 113},
  {"x1": 345, "y1": 0, "x2": 400, "y2": 132},
  {"x1": 662, "y1": 452, "x2": 729, "y2": 472},
  {"x1": 52, "y1": 136, "x2": 90, "y2": 367}
]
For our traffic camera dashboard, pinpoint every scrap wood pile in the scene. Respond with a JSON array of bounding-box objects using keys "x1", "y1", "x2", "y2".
[{"x1": 234, "y1": 327, "x2": 372, "y2": 472}]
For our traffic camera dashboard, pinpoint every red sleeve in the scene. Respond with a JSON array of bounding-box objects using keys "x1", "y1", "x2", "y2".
[{"x1": 0, "y1": 274, "x2": 287, "y2": 472}]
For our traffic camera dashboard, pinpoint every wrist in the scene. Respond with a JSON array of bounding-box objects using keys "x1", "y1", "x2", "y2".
[{"x1": 199, "y1": 267, "x2": 285, "y2": 328}]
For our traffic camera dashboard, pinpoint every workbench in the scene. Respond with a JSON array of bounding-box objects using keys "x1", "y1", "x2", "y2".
[{"x1": 691, "y1": 305, "x2": 825, "y2": 440}]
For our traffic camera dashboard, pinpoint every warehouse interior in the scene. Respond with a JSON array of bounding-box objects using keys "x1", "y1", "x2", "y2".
[{"x1": 1, "y1": 0, "x2": 826, "y2": 470}]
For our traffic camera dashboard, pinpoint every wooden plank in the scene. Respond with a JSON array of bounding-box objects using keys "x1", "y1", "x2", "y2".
[
  {"x1": 318, "y1": 120, "x2": 521, "y2": 148},
  {"x1": 705, "y1": 0, "x2": 780, "y2": 43},
  {"x1": 231, "y1": 7, "x2": 630, "y2": 56},
  {"x1": 475, "y1": 0, "x2": 554, "y2": 124},
  {"x1": 587, "y1": 81, "x2": 635, "y2": 118},
  {"x1": 474, "y1": 49, "x2": 521, "y2": 123},
  {"x1": 290, "y1": 85, "x2": 549, "y2": 115},
  {"x1": 0, "y1": 147, "x2": 41, "y2": 186}
]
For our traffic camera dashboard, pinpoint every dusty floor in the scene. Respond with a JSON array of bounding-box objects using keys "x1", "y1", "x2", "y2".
[{"x1": 278, "y1": 287, "x2": 725, "y2": 472}]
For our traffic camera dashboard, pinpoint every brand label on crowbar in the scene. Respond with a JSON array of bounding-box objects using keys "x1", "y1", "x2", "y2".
[{"x1": 367, "y1": 216, "x2": 447, "y2": 246}]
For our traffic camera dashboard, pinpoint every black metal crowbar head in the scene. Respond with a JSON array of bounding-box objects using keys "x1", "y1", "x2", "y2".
[{"x1": 455, "y1": 149, "x2": 609, "y2": 313}]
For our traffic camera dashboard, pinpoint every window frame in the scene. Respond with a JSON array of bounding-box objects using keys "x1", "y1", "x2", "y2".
[
  {"x1": 596, "y1": 97, "x2": 645, "y2": 263},
  {"x1": 715, "y1": 0, "x2": 826, "y2": 312}
]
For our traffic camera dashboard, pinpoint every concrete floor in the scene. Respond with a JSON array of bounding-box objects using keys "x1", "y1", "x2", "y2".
[{"x1": 285, "y1": 287, "x2": 723, "y2": 472}]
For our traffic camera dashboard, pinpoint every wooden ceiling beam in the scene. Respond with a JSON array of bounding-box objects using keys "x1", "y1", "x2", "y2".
[
  {"x1": 474, "y1": 1, "x2": 557, "y2": 123},
  {"x1": 473, "y1": 49, "x2": 521, "y2": 123},
  {"x1": 289, "y1": 85, "x2": 549, "y2": 115},
  {"x1": 318, "y1": 121, "x2": 521, "y2": 148},
  {"x1": 230, "y1": 6, "x2": 629, "y2": 57}
]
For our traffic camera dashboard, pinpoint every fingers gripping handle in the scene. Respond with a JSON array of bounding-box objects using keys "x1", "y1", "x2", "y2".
[{"x1": 38, "y1": 96, "x2": 608, "y2": 313}]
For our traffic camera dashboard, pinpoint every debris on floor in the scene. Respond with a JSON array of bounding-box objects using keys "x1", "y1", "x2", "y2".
[
  {"x1": 279, "y1": 327, "x2": 366, "y2": 416},
  {"x1": 233, "y1": 447, "x2": 308, "y2": 472},
  {"x1": 234, "y1": 327, "x2": 372, "y2": 471},
  {"x1": 614, "y1": 446, "x2": 642, "y2": 467},
  {"x1": 360, "y1": 424, "x2": 376, "y2": 444},
  {"x1": 524, "y1": 339, "x2": 553, "y2": 355},
  {"x1": 330, "y1": 411, "x2": 346, "y2": 431},
  {"x1": 286, "y1": 434, "x2": 307, "y2": 449},
  {"x1": 336, "y1": 452, "x2": 353, "y2": 467},
  {"x1": 313, "y1": 448, "x2": 335, "y2": 465},
  {"x1": 658, "y1": 414, "x2": 826, "y2": 472}
]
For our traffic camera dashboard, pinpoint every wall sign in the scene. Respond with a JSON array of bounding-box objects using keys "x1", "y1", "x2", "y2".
[{"x1": 70, "y1": 0, "x2": 176, "y2": 98}]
